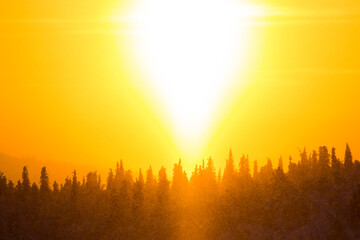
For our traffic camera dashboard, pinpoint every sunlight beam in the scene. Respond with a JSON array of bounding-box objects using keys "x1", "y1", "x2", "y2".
[{"x1": 128, "y1": 0, "x2": 261, "y2": 156}]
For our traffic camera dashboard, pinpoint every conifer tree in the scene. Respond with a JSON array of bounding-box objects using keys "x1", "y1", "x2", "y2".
[
  {"x1": 172, "y1": 159, "x2": 188, "y2": 197},
  {"x1": 331, "y1": 147, "x2": 341, "y2": 169},
  {"x1": 206, "y1": 157, "x2": 216, "y2": 178},
  {"x1": 223, "y1": 149, "x2": 236, "y2": 187},
  {"x1": 253, "y1": 160, "x2": 258, "y2": 178},
  {"x1": 267, "y1": 158, "x2": 273, "y2": 169},
  {"x1": 278, "y1": 156, "x2": 283, "y2": 171},
  {"x1": 22, "y1": 166, "x2": 31, "y2": 195},
  {"x1": 53, "y1": 181, "x2": 59, "y2": 194},
  {"x1": 133, "y1": 168, "x2": 145, "y2": 205},
  {"x1": 133, "y1": 169, "x2": 145, "y2": 237},
  {"x1": 107, "y1": 168, "x2": 114, "y2": 191},
  {"x1": 319, "y1": 146, "x2": 330, "y2": 167},
  {"x1": 156, "y1": 167, "x2": 171, "y2": 240},
  {"x1": 15, "y1": 180, "x2": 23, "y2": 200},
  {"x1": 239, "y1": 154, "x2": 251, "y2": 179},
  {"x1": 115, "y1": 160, "x2": 125, "y2": 189},
  {"x1": 39, "y1": 167, "x2": 50, "y2": 196},
  {"x1": 71, "y1": 170, "x2": 78, "y2": 200},
  {"x1": 0, "y1": 172, "x2": 7, "y2": 196},
  {"x1": 217, "y1": 169, "x2": 222, "y2": 183},
  {"x1": 86, "y1": 171, "x2": 99, "y2": 193},
  {"x1": 8, "y1": 180, "x2": 14, "y2": 195},
  {"x1": 344, "y1": 143, "x2": 353, "y2": 169},
  {"x1": 146, "y1": 166, "x2": 156, "y2": 185},
  {"x1": 312, "y1": 150, "x2": 318, "y2": 167},
  {"x1": 300, "y1": 148, "x2": 308, "y2": 166},
  {"x1": 331, "y1": 147, "x2": 342, "y2": 184},
  {"x1": 31, "y1": 182, "x2": 39, "y2": 201},
  {"x1": 158, "y1": 167, "x2": 170, "y2": 205}
]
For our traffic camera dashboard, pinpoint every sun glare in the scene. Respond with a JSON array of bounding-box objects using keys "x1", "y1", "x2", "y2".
[{"x1": 129, "y1": 0, "x2": 260, "y2": 155}]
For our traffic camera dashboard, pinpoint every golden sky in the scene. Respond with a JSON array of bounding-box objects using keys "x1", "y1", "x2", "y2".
[{"x1": 1, "y1": 0, "x2": 360, "y2": 182}]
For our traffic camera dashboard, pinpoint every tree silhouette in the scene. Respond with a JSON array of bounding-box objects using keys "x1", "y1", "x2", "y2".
[
  {"x1": 345, "y1": 143, "x2": 353, "y2": 169},
  {"x1": 239, "y1": 154, "x2": 251, "y2": 179},
  {"x1": 53, "y1": 181, "x2": 59, "y2": 193},
  {"x1": 278, "y1": 156, "x2": 283, "y2": 171},
  {"x1": 40, "y1": 167, "x2": 50, "y2": 197},
  {"x1": 253, "y1": 160, "x2": 258, "y2": 178},
  {"x1": 222, "y1": 148, "x2": 236, "y2": 189},
  {"x1": 0, "y1": 144, "x2": 359, "y2": 240},
  {"x1": 22, "y1": 166, "x2": 31, "y2": 196}
]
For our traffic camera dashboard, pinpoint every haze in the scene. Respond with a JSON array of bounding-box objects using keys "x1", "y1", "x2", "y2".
[{"x1": 1, "y1": 0, "x2": 360, "y2": 182}]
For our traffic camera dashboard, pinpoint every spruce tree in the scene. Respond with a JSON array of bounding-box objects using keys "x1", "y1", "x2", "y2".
[
  {"x1": 71, "y1": 170, "x2": 78, "y2": 201},
  {"x1": 278, "y1": 156, "x2": 283, "y2": 171},
  {"x1": 107, "y1": 168, "x2": 114, "y2": 191},
  {"x1": 53, "y1": 181, "x2": 59, "y2": 194},
  {"x1": 253, "y1": 160, "x2": 258, "y2": 178},
  {"x1": 223, "y1": 149, "x2": 236, "y2": 187},
  {"x1": 206, "y1": 157, "x2": 216, "y2": 178},
  {"x1": 22, "y1": 166, "x2": 31, "y2": 195},
  {"x1": 0, "y1": 172, "x2": 7, "y2": 196},
  {"x1": 319, "y1": 146, "x2": 330, "y2": 167},
  {"x1": 344, "y1": 143, "x2": 353, "y2": 169},
  {"x1": 331, "y1": 147, "x2": 341, "y2": 169},
  {"x1": 156, "y1": 167, "x2": 171, "y2": 240},
  {"x1": 39, "y1": 167, "x2": 50, "y2": 196},
  {"x1": 31, "y1": 183, "x2": 39, "y2": 199},
  {"x1": 239, "y1": 154, "x2": 251, "y2": 179},
  {"x1": 158, "y1": 167, "x2": 170, "y2": 205}
]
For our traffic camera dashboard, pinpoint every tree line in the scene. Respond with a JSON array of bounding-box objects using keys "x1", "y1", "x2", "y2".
[{"x1": 0, "y1": 144, "x2": 360, "y2": 240}]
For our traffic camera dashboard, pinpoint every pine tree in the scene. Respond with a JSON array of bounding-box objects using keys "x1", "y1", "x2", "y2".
[
  {"x1": 319, "y1": 146, "x2": 330, "y2": 168},
  {"x1": 98, "y1": 175, "x2": 102, "y2": 189},
  {"x1": 331, "y1": 147, "x2": 341, "y2": 169},
  {"x1": 217, "y1": 169, "x2": 222, "y2": 183},
  {"x1": 312, "y1": 150, "x2": 318, "y2": 167},
  {"x1": 86, "y1": 171, "x2": 99, "y2": 193},
  {"x1": 223, "y1": 149, "x2": 236, "y2": 187},
  {"x1": 22, "y1": 166, "x2": 31, "y2": 195},
  {"x1": 288, "y1": 155, "x2": 297, "y2": 174},
  {"x1": 206, "y1": 157, "x2": 216, "y2": 178},
  {"x1": 0, "y1": 172, "x2": 7, "y2": 196},
  {"x1": 156, "y1": 167, "x2": 171, "y2": 240},
  {"x1": 331, "y1": 147, "x2": 342, "y2": 184},
  {"x1": 300, "y1": 148, "x2": 308, "y2": 166},
  {"x1": 253, "y1": 160, "x2": 258, "y2": 178},
  {"x1": 133, "y1": 169, "x2": 145, "y2": 238},
  {"x1": 344, "y1": 143, "x2": 353, "y2": 169},
  {"x1": 278, "y1": 156, "x2": 283, "y2": 171},
  {"x1": 71, "y1": 170, "x2": 78, "y2": 200},
  {"x1": 31, "y1": 183, "x2": 39, "y2": 199},
  {"x1": 158, "y1": 167, "x2": 170, "y2": 205},
  {"x1": 239, "y1": 154, "x2": 251, "y2": 179},
  {"x1": 133, "y1": 168, "x2": 145, "y2": 205},
  {"x1": 107, "y1": 168, "x2": 114, "y2": 191},
  {"x1": 7, "y1": 180, "x2": 14, "y2": 195},
  {"x1": 172, "y1": 159, "x2": 188, "y2": 197},
  {"x1": 53, "y1": 181, "x2": 59, "y2": 194},
  {"x1": 39, "y1": 167, "x2": 50, "y2": 196},
  {"x1": 15, "y1": 180, "x2": 23, "y2": 199},
  {"x1": 115, "y1": 160, "x2": 125, "y2": 190},
  {"x1": 146, "y1": 166, "x2": 156, "y2": 185},
  {"x1": 267, "y1": 158, "x2": 273, "y2": 169}
]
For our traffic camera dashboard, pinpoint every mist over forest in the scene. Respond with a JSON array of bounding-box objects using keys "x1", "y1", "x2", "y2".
[{"x1": 1, "y1": 144, "x2": 360, "y2": 240}]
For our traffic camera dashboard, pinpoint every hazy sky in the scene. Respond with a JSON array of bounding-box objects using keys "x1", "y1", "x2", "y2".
[{"x1": 1, "y1": 0, "x2": 360, "y2": 182}]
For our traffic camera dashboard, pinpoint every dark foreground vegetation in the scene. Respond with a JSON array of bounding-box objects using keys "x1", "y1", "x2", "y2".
[{"x1": 1, "y1": 144, "x2": 360, "y2": 240}]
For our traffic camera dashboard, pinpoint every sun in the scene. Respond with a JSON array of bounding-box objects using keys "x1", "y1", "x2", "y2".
[{"x1": 128, "y1": 0, "x2": 260, "y2": 156}]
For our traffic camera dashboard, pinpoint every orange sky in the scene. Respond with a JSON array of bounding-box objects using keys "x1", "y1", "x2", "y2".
[{"x1": 1, "y1": 0, "x2": 360, "y2": 183}]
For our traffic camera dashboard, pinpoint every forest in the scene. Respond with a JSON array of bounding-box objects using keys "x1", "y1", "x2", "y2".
[{"x1": 0, "y1": 144, "x2": 360, "y2": 240}]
